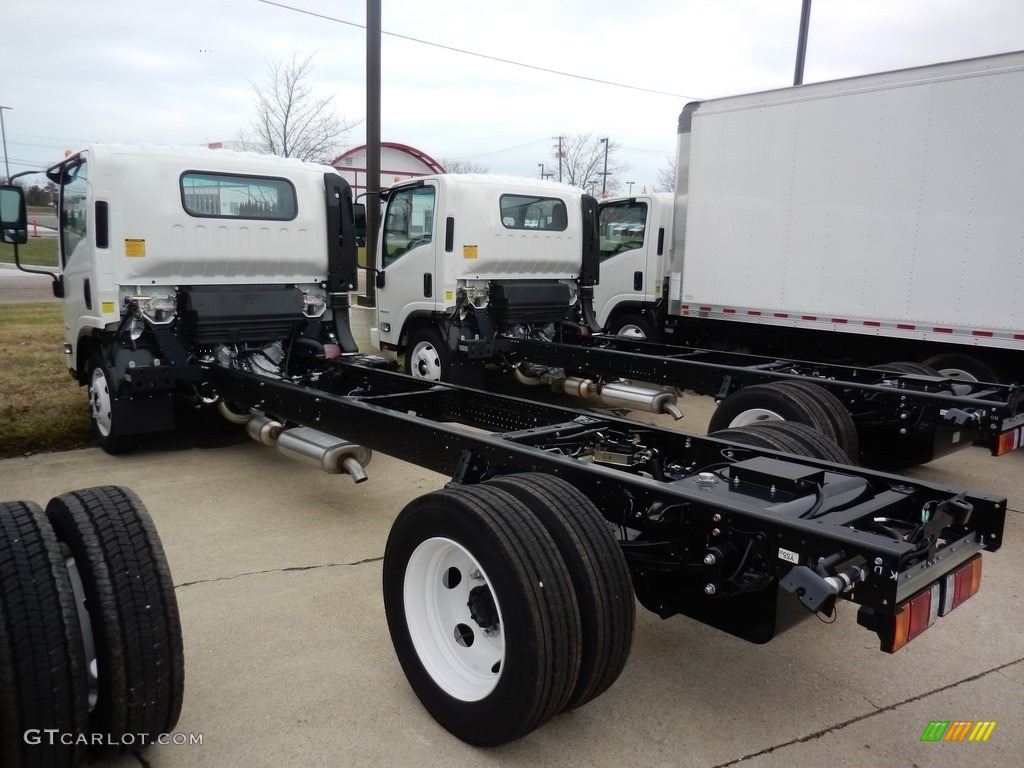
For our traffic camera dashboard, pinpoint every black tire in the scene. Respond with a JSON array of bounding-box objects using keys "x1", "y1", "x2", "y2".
[
  {"x1": 0, "y1": 500, "x2": 88, "y2": 768},
  {"x1": 484, "y1": 473, "x2": 634, "y2": 710},
  {"x1": 45, "y1": 487, "x2": 184, "y2": 758},
  {"x1": 922, "y1": 352, "x2": 1002, "y2": 384},
  {"x1": 713, "y1": 422, "x2": 851, "y2": 464},
  {"x1": 383, "y1": 484, "x2": 581, "y2": 746},
  {"x1": 609, "y1": 313, "x2": 656, "y2": 341},
  {"x1": 771, "y1": 381, "x2": 859, "y2": 462},
  {"x1": 871, "y1": 361, "x2": 942, "y2": 377},
  {"x1": 707, "y1": 382, "x2": 839, "y2": 445},
  {"x1": 86, "y1": 354, "x2": 139, "y2": 455},
  {"x1": 404, "y1": 327, "x2": 450, "y2": 382}
]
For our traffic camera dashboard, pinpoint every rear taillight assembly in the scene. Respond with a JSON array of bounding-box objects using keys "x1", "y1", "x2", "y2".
[{"x1": 885, "y1": 555, "x2": 982, "y2": 653}]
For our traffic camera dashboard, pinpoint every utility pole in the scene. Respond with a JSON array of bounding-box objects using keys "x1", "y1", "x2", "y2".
[
  {"x1": 599, "y1": 137, "x2": 609, "y2": 196},
  {"x1": 361, "y1": 0, "x2": 381, "y2": 308},
  {"x1": 0, "y1": 106, "x2": 11, "y2": 182},
  {"x1": 794, "y1": 0, "x2": 812, "y2": 86},
  {"x1": 552, "y1": 135, "x2": 564, "y2": 182}
]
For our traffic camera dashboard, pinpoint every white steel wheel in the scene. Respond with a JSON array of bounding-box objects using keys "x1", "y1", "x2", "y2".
[
  {"x1": 86, "y1": 354, "x2": 138, "y2": 454},
  {"x1": 610, "y1": 313, "x2": 655, "y2": 341},
  {"x1": 707, "y1": 382, "x2": 840, "y2": 447},
  {"x1": 721, "y1": 407, "x2": 785, "y2": 427},
  {"x1": 89, "y1": 364, "x2": 114, "y2": 438},
  {"x1": 404, "y1": 327, "x2": 449, "y2": 381},
  {"x1": 383, "y1": 484, "x2": 581, "y2": 746},
  {"x1": 404, "y1": 537, "x2": 505, "y2": 701}
]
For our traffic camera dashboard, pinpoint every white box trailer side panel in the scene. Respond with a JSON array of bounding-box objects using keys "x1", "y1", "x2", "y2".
[{"x1": 669, "y1": 52, "x2": 1024, "y2": 346}]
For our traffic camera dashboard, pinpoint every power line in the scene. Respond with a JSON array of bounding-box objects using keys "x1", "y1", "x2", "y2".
[
  {"x1": 444, "y1": 138, "x2": 552, "y2": 161},
  {"x1": 255, "y1": 0, "x2": 700, "y2": 100}
]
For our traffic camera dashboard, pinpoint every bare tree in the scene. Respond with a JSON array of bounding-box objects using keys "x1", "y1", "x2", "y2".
[
  {"x1": 550, "y1": 133, "x2": 629, "y2": 198},
  {"x1": 240, "y1": 53, "x2": 359, "y2": 163},
  {"x1": 654, "y1": 155, "x2": 676, "y2": 193},
  {"x1": 439, "y1": 158, "x2": 490, "y2": 174}
]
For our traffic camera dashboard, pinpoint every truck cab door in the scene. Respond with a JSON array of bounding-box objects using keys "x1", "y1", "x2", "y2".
[
  {"x1": 594, "y1": 197, "x2": 659, "y2": 329},
  {"x1": 374, "y1": 181, "x2": 439, "y2": 349},
  {"x1": 54, "y1": 155, "x2": 104, "y2": 376}
]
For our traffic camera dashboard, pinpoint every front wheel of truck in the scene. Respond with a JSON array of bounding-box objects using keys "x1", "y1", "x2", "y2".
[
  {"x1": 87, "y1": 354, "x2": 138, "y2": 455},
  {"x1": 405, "y1": 327, "x2": 450, "y2": 382}
]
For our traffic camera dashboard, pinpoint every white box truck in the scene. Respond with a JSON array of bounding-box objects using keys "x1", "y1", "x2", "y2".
[{"x1": 596, "y1": 51, "x2": 1024, "y2": 385}]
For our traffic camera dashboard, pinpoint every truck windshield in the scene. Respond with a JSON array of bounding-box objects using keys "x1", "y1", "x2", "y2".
[{"x1": 599, "y1": 200, "x2": 647, "y2": 260}]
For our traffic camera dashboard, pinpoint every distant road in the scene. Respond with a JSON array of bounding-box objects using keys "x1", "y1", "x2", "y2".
[{"x1": 0, "y1": 264, "x2": 57, "y2": 303}]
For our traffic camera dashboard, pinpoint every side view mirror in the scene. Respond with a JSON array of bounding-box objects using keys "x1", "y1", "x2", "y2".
[
  {"x1": 353, "y1": 202, "x2": 367, "y2": 241},
  {"x1": 375, "y1": 270, "x2": 386, "y2": 290},
  {"x1": 0, "y1": 185, "x2": 28, "y2": 245}
]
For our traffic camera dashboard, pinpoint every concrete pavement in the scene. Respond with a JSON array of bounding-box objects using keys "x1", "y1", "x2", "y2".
[{"x1": 1, "y1": 394, "x2": 1021, "y2": 767}]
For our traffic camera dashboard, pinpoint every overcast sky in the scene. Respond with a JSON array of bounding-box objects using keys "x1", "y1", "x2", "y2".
[{"x1": 2, "y1": 0, "x2": 1023, "y2": 191}]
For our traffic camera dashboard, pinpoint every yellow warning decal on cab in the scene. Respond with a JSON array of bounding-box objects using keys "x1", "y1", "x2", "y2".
[
  {"x1": 463, "y1": 245, "x2": 478, "y2": 259},
  {"x1": 445, "y1": 290, "x2": 455, "y2": 302},
  {"x1": 125, "y1": 239, "x2": 146, "y2": 257},
  {"x1": 101, "y1": 301, "x2": 116, "y2": 314}
]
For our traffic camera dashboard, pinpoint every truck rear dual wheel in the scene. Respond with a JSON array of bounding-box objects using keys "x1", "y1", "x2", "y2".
[
  {"x1": 921, "y1": 353, "x2": 1001, "y2": 384},
  {"x1": 385, "y1": 481, "x2": 630, "y2": 746},
  {"x1": 383, "y1": 484, "x2": 581, "y2": 745},
  {"x1": 708, "y1": 382, "x2": 856, "y2": 462},
  {"x1": 871, "y1": 361, "x2": 942, "y2": 377},
  {"x1": 712, "y1": 421, "x2": 851, "y2": 464},
  {"x1": 483, "y1": 474, "x2": 634, "y2": 710},
  {"x1": 44, "y1": 487, "x2": 184, "y2": 759},
  {"x1": 0, "y1": 501, "x2": 89, "y2": 768}
]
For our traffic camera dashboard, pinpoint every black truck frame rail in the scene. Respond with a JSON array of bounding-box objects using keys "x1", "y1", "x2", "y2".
[
  {"x1": 203, "y1": 355, "x2": 1005, "y2": 650},
  {"x1": 464, "y1": 333, "x2": 1024, "y2": 465}
]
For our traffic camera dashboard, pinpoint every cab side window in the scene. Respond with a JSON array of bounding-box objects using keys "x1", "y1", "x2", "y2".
[
  {"x1": 599, "y1": 200, "x2": 647, "y2": 261},
  {"x1": 382, "y1": 186, "x2": 435, "y2": 268},
  {"x1": 499, "y1": 194, "x2": 567, "y2": 231}
]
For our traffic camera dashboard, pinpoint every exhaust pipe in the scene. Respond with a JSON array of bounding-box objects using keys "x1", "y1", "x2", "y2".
[
  {"x1": 246, "y1": 414, "x2": 284, "y2": 446},
  {"x1": 244, "y1": 417, "x2": 372, "y2": 483},
  {"x1": 516, "y1": 364, "x2": 682, "y2": 420},
  {"x1": 275, "y1": 427, "x2": 373, "y2": 483},
  {"x1": 591, "y1": 380, "x2": 683, "y2": 420}
]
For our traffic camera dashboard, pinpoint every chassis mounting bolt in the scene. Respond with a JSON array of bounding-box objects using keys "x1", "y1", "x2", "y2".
[
  {"x1": 704, "y1": 553, "x2": 717, "y2": 565},
  {"x1": 704, "y1": 583, "x2": 717, "y2": 595}
]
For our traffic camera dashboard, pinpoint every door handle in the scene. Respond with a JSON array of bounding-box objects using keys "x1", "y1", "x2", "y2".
[{"x1": 633, "y1": 271, "x2": 643, "y2": 291}]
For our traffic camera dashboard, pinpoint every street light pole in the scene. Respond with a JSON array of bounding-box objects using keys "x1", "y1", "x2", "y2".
[
  {"x1": 626, "y1": 181, "x2": 635, "y2": 194},
  {"x1": 538, "y1": 163, "x2": 544, "y2": 179},
  {"x1": 599, "y1": 137, "x2": 609, "y2": 196},
  {"x1": 0, "y1": 106, "x2": 11, "y2": 182}
]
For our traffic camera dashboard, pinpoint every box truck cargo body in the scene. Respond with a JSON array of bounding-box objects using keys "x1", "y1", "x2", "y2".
[{"x1": 652, "y1": 51, "x2": 1024, "y2": 383}]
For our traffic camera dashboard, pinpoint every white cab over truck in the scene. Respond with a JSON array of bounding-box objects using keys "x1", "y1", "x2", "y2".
[
  {"x1": 372, "y1": 174, "x2": 598, "y2": 382},
  {"x1": 596, "y1": 51, "x2": 1024, "y2": 385}
]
